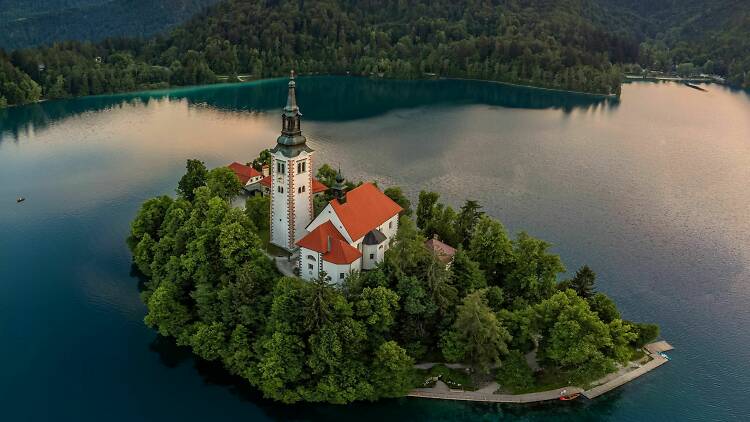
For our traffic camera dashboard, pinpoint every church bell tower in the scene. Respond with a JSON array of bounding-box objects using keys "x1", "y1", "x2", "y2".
[{"x1": 270, "y1": 71, "x2": 314, "y2": 251}]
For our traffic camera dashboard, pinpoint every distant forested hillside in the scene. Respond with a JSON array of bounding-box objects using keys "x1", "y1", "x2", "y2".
[
  {"x1": 0, "y1": 0, "x2": 220, "y2": 50},
  {"x1": 603, "y1": 0, "x2": 750, "y2": 86},
  {"x1": 0, "y1": 0, "x2": 637, "y2": 106},
  {"x1": 1, "y1": 0, "x2": 748, "y2": 108}
]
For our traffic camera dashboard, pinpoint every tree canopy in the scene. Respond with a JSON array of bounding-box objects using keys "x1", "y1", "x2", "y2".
[{"x1": 128, "y1": 160, "x2": 659, "y2": 403}]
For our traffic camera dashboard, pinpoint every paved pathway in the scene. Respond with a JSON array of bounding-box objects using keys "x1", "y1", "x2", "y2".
[
  {"x1": 264, "y1": 250, "x2": 297, "y2": 277},
  {"x1": 582, "y1": 341, "x2": 674, "y2": 399},
  {"x1": 408, "y1": 385, "x2": 582, "y2": 404}
]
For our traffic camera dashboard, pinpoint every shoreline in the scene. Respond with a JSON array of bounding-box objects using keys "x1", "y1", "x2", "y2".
[
  {"x1": 408, "y1": 341, "x2": 673, "y2": 404},
  {"x1": 441, "y1": 76, "x2": 619, "y2": 98},
  {"x1": 2, "y1": 73, "x2": 616, "y2": 110}
]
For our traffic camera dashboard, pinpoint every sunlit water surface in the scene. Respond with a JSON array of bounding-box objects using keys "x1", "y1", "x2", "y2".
[{"x1": 1, "y1": 77, "x2": 749, "y2": 421}]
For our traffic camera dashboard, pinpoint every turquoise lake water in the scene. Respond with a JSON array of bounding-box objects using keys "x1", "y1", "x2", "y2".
[{"x1": 1, "y1": 77, "x2": 749, "y2": 421}]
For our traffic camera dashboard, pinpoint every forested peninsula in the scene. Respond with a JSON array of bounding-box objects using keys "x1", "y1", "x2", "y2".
[{"x1": 127, "y1": 160, "x2": 659, "y2": 404}]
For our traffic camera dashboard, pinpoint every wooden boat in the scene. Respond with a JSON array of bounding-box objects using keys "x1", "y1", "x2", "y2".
[
  {"x1": 16, "y1": 197, "x2": 25, "y2": 203},
  {"x1": 683, "y1": 82, "x2": 708, "y2": 92},
  {"x1": 559, "y1": 393, "x2": 581, "y2": 401}
]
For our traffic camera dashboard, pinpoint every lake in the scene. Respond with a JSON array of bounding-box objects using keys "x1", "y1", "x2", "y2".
[{"x1": 1, "y1": 76, "x2": 749, "y2": 421}]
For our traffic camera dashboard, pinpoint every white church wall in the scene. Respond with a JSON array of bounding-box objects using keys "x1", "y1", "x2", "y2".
[
  {"x1": 270, "y1": 154, "x2": 290, "y2": 249},
  {"x1": 322, "y1": 258, "x2": 361, "y2": 285},
  {"x1": 293, "y1": 153, "x2": 313, "y2": 243},
  {"x1": 299, "y1": 247, "x2": 320, "y2": 280}
]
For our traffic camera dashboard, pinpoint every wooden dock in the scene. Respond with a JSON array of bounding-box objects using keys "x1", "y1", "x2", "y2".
[{"x1": 583, "y1": 341, "x2": 674, "y2": 399}]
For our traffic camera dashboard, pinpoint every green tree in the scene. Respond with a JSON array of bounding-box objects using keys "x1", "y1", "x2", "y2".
[
  {"x1": 449, "y1": 248, "x2": 486, "y2": 298},
  {"x1": 252, "y1": 332, "x2": 307, "y2": 403},
  {"x1": 505, "y1": 232, "x2": 565, "y2": 304},
  {"x1": 588, "y1": 292, "x2": 620, "y2": 323},
  {"x1": 445, "y1": 289, "x2": 511, "y2": 373},
  {"x1": 251, "y1": 149, "x2": 272, "y2": 171},
  {"x1": 191, "y1": 321, "x2": 226, "y2": 361},
  {"x1": 424, "y1": 203, "x2": 459, "y2": 247},
  {"x1": 455, "y1": 200, "x2": 483, "y2": 248},
  {"x1": 245, "y1": 195, "x2": 270, "y2": 232},
  {"x1": 370, "y1": 341, "x2": 415, "y2": 397},
  {"x1": 144, "y1": 280, "x2": 192, "y2": 341},
  {"x1": 416, "y1": 190, "x2": 440, "y2": 230},
  {"x1": 207, "y1": 166, "x2": 243, "y2": 201},
  {"x1": 177, "y1": 159, "x2": 208, "y2": 201},
  {"x1": 570, "y1": 265, "x2": 596, "y2": 298},
  {"x1": 384, "y1": 186, "x2": 412, "y2": 217},
  {"x1": 496, "y1": 350, "x2": 534, "y2": 393},
  {"x1": 467, "y1": 215, "x2": 513, "y2": 284},
  {"x1": 316, "y1": 164, "x2": 338, "y2": 188},
  {"x1": 355, "y1": 286, "x2": 400, "y2": 336},
  {"x1": 607, "y1": 319, "x2": 637, "y2": 363},
  {"x1": 534, "y1": 290, "x2": 616, "y2": 383},
  {"x1": 629, "y1": 322, "x2": 660, "y2": 347}
]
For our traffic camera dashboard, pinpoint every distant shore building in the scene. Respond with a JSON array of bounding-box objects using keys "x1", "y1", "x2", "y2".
[{"x1": 425, "y1": 234, "x2": 457, "y2": 268}]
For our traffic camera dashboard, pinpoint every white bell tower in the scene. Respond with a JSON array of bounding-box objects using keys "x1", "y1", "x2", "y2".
[{"x1": 270, "y1": 71, "x2": 314, "y2": 250}]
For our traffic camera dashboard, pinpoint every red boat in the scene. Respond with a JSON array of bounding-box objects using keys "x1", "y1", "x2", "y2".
[{"x1": 559, "y1": 393, "x2": 581, "y2": 401}]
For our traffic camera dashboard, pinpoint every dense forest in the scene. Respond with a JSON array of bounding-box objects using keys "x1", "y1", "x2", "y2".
[
  {"x1": 606, "y1": 0, "x2": 750, "y2": 87},
  {"x1": 0, "y1": 0, "x2": 220, "y2": 50},
  {"x1": 1, "y1": 0, "x2": 748, "y2": 108},
  {"x1": 0, "y1": 0, "x2": 637, "y2": 107},
  {"x1": 126, "y1": 159, "x2": 659, "y2": 403}
]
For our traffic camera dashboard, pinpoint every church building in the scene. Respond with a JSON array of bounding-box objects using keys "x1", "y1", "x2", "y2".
[{"x1": 268, "y1": 72, "x2": 402, "y2": 281}]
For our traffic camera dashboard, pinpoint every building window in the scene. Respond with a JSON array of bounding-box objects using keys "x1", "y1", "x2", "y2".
[
  {"x1": 370, "y1": 253, "x2": 374, "y2": 259},
  {"x1": 339, "y1": 273, "x2": 345, "y2": 279},
  {"x1": 298, "y1": 186, "x2": 306, "y2": 194},
  {"x1": 297, "y1": 161, "x2": 306, "y2": 173},
  {"x1": 277, "y1": 186, "x2": 284, "y2": 193},
  {"x1": 389, "y1": 221, "x2": 393, "y2": 229},
  {"x1": 379, "y1": 245, "x2": 384, "y2": 250},
  {"x1": 308, "y1": 263, "x2": 314, "y2": 270},
  {"x1": 307, "y1": 255, "x2": 315, "y2": 260},
  {"x1": 277, "y1": 161, "x2": 286, "y2": 174}
]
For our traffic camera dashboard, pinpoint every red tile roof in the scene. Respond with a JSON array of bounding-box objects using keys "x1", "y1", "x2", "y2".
[
  {"x1": 228, "y1": 162, "x2": 261, "y2": 184},
  {"x1": 331, "y1": 183, "x2": 402, "y2": 241},
  {"x1": 425, "y1": 237, "x2": 457, "y2": 264},
  {"x1": 312, "y1": 179, "x2": 328, "y2": 194},
  {"x1": 260, "y1": 175, "x2": 271, "y2": 188},
  {"x1": 296, "y1": 221, "x2": 361, "y2": 264}
]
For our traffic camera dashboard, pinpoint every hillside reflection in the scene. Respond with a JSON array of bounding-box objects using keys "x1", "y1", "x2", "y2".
[{"x1": 0, "y1": 76, "x2": 616, "y2": 143}]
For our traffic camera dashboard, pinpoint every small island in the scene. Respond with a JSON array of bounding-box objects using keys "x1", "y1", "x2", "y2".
[{"x1": 128, "y1": 74, "x2": 664, "y2": 405}]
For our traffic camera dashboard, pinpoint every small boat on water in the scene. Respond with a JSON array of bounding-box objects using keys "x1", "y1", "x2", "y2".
[
  {"x1": 684, "y1": 82, "x2": 708, "y2": 92},
  {"x1": 16, "y1": 197, "x2": 26, "y2": 203},
  {"x1": 659, "y1": 352, "x2": 671, "y2": 361},
  {"x1": 560, "y1": 393, "x2": 581, "y2": 401}
]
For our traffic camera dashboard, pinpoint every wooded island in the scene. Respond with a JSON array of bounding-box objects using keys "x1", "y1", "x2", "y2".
[{"x1": 127, "y1": 158, "x2": 659, "y2": 404}]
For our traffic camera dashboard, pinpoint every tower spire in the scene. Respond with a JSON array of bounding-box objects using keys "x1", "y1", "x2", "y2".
[
  {"x1": 277, "y1": 69, "x2": 306, "y2": 146},
  {"x1": 333, "y1": 167, "x2": 346, "y2": 204},
  {"x1": 286, "y1": 70, "x2": 298, "y2": 112}
]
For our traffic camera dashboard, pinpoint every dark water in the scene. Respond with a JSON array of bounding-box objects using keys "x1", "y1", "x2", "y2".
[{"x1": 1, "y1": 77, "x2": 749, "y2": 421}]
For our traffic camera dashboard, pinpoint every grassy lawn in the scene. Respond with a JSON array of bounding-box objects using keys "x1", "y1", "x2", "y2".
[
  {"x1": 631, "y1": 347, "x2": 647, "y2": 362},
  {"x1": 258, "y1": 227, "x2": 290, "y2": 257},
  {"x1": 415, "y1": 365, "x2": 478, "y2": 391},
  {"x1": 500, "y1": 366, "x2": 575, "y2": 395}
]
